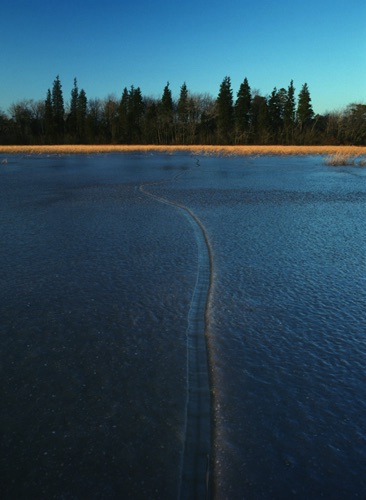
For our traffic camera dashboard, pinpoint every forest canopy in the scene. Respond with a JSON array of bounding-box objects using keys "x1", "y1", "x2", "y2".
[{"x1": 1, "y1": 75, "x2": 365, "y2": 146}]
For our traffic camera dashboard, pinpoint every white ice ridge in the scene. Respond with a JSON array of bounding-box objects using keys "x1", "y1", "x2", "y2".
[{"x1": 140, "y1": 174, "x2": 212, "y2": 499}]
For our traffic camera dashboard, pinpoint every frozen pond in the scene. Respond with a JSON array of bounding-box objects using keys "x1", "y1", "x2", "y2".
[{"x1": 1, "y1": 153, "x2": 366, "y2": 498}]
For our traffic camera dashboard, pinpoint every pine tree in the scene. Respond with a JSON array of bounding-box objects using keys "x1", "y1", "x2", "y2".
[
  {"x1": 159, "y1": 82, "x2": 174, "y2": 144},
  {"x1": 284, "y1": 80, "x2": 295, "y2": 143},
  {"x1": 297, "y1": 83, "x2": 314, "y2": 132},
  {"x1": 161, "y1": 82, "x2": 173, "y2": 113},
  {"x1": 177, "y1": 82, "x2": 188, "y2": 123},
  {"x1": 128, "y1": 86, "x2": 144, "y2": 143},
  {"x1": 77, "y1": 89, "x2": 87, "y2": 143},
  {"x1": 44, "y1": 88, "x2": 54, "y2": 143},
  {"x1": 51, "y1": 75, "x2": 65, "y2": 143},
  {"x1": 235, "y1": 77, "x2": 251, "y2": 143},
  {"x1": 68, "y1": 78, "x2": 79, "y2": 141},
  {"x1": 119, "y1": 87, "x2": 129, "y2": 143},
  {"x1": 177, "y1": 82, "x2": 189, "y2": 143},
  {"x1": 216, "y1": 76, "x2": 234, "y2": 144}
]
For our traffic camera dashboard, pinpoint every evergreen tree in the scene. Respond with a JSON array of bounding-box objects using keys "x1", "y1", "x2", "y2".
[
  {"x1": 235, "y1": 77, "x2": 251, "y2": 143},
  {"x1": 177, "y1": 82, "x2": 189, "y2": 143},
  {"x1": 297, "y1": 83, "x2": 314, "y2": 132},
  {"x1": 161, "y1": 82, "x2": 173, "y2": 113},
  {"x1": 67, "y1": 78, "x2": 79, "y2": 141},
  {"x1": 44, "y1": 88, "x2": 54, "y2": 143},
  {"x1": 51, "y1": 75, "x2": 65, "y2": 142},
  {"x1": 128, "y1": 86, "x2": 144, "y2": 143},
  {"x1": 159, "y1": 82, "x2": 174, "y2": 144},
  {"x1": 216, "y1": 76, "x2": 234, "y2": 144},
  {"x1": 77, "y1": 89, "x2": 87, "y2": 143},
  {"x1": 177, "y1": 82, "x2": 189, "y2": 123},
  {"x1": 13, "y1": 71, "x2": 366, "y2": 146},
  {"x1": 118, "y1": 87, "x2": 129, "y2": 143},
  {"x1": 284, "y1": 80, "x2": 295, "y2": 143}
]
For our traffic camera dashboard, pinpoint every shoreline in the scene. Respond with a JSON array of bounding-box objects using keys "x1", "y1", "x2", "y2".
[{"x1": 1, "y1": 144, "x2": 366, "y2": 156}]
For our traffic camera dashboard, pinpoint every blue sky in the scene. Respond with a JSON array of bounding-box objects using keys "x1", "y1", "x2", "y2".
[{"x1": 1, "y1": 0, "x2": 365, "y2": 115}]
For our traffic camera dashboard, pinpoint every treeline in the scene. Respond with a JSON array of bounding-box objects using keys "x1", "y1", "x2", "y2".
[{"x1": 1, "y1": 75, "x2": 365, "y2": 145}]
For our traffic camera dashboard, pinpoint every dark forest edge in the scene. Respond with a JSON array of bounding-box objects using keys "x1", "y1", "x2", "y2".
[{"x1": 1, "y1": 75, "x2": 365, "y2": 146}]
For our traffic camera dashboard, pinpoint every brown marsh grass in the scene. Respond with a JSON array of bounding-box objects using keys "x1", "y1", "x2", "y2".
[
  {"x1": 324, "y1": 152, "x2": 366, "y2": 166},
  {"x1": 1, "y1": 144, "x2": 366, "y2": 158},
  {"x1": 324, "y1": 153, "x2": 356, "y2": 166}
]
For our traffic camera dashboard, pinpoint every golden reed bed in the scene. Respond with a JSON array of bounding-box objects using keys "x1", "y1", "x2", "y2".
[{"x1": 1, "y1": 144, "x2": 366, "y2": 156}]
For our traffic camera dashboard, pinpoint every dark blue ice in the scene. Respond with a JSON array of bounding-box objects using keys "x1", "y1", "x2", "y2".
[{"x1": 1, "y1": 152, "x2": 366, "y2": 499}]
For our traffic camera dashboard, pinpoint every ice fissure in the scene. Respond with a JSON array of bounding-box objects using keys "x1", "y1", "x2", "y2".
[{"x1": 140, "y1": 178, "x2": 212, "y2": 499}]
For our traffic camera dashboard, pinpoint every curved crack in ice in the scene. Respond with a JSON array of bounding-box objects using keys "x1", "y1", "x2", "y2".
[{"x1": 140, "y1": 177, "x2": 212, "y2": 499}]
